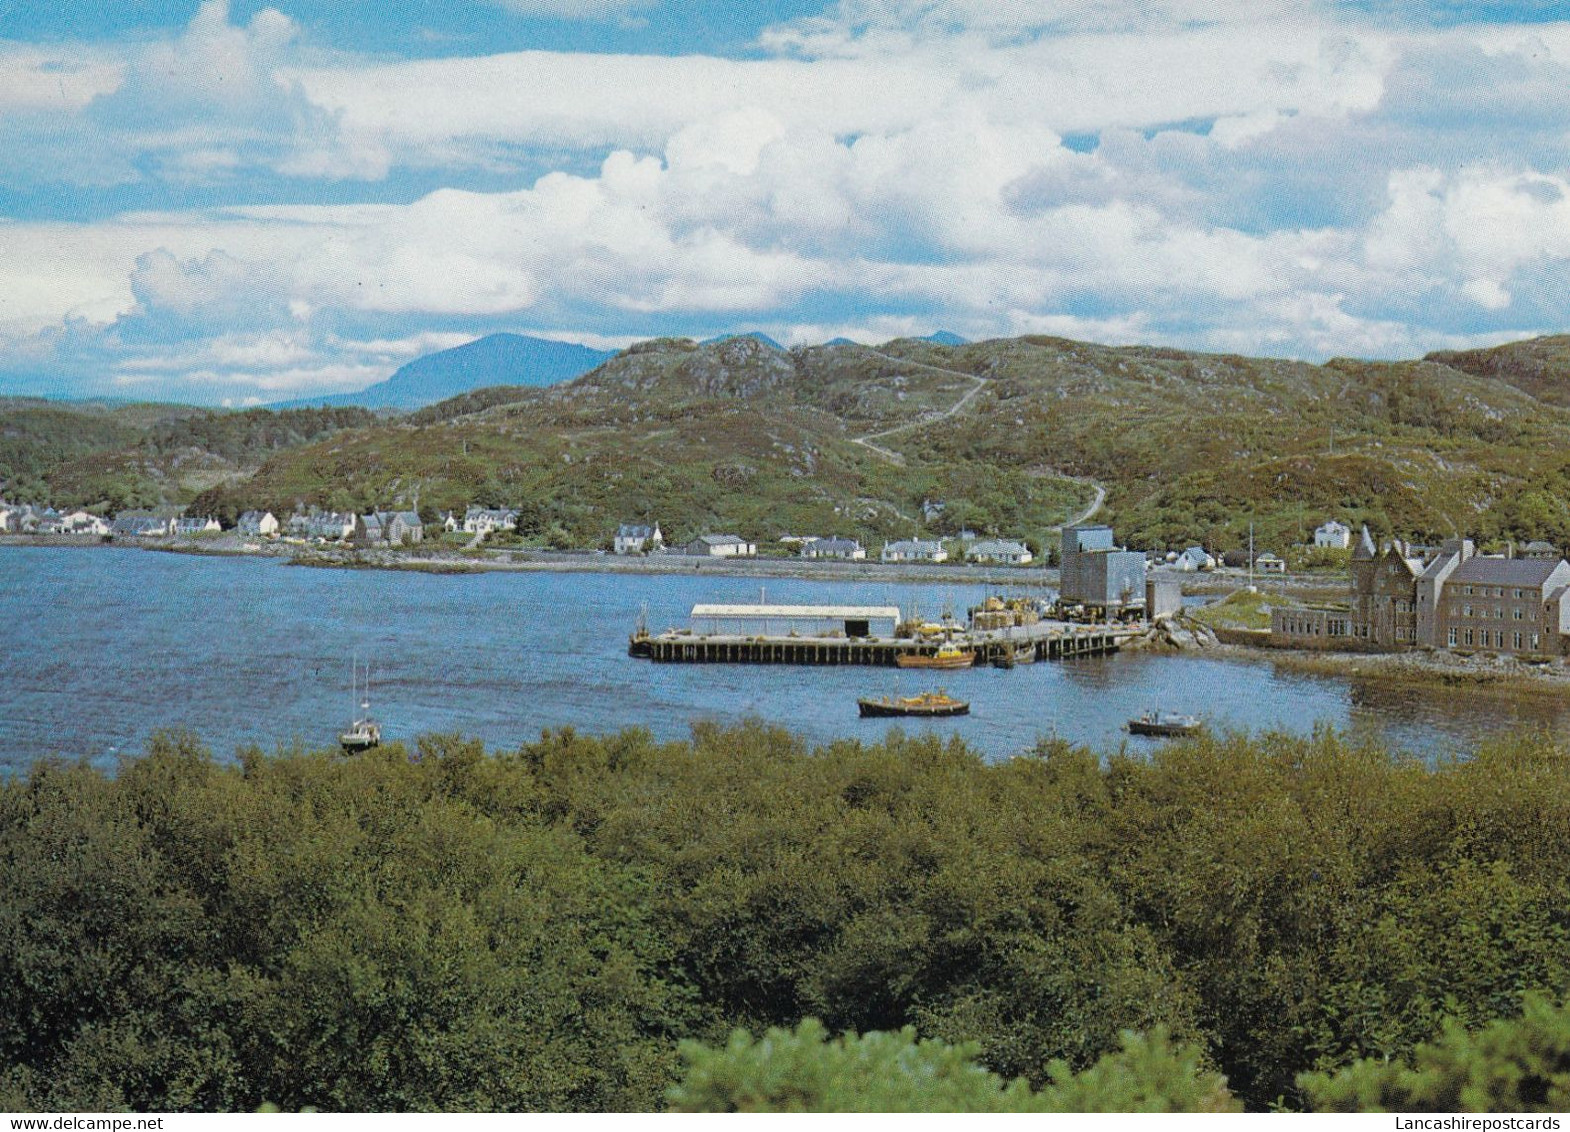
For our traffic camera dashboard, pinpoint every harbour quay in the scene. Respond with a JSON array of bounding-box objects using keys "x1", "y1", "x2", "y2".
[{"x1": 628, "y1": 601, "x2": 1131, "y2": 667}]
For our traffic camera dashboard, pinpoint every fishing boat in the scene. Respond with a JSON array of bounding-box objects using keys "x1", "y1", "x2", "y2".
[
  {"x1": 896, "y1": 641, "x2": 974, "y2": 669},
  {"x1": 340, "y1": 660, "x2": 381, "y2": 753},
  {"x1": 858, "y1": 690, "x2": 970, "y2": 718},
  {"x1": 991, "y1": 642, "x2": 1037, "y2": 669},
  {"x1": 1126, "y1": 709, "x2": 1202, "y2": 737}
]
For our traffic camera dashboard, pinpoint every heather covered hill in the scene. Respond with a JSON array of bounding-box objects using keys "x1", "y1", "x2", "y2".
[
  {"x1": 1426, "y1": 335, "x2": 1570, "y2": 408},
  {"x1": 0, "y1": 402, "x2": 378, "y2": 514},
  {"x1": 199, "y1": 331, "x2": 1570, "y2": 553},
  {"x1": 19, "y1": 330, "x2": 1570, "y2": 553}
]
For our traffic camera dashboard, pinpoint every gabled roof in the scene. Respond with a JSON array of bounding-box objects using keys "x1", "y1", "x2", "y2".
[
  {"x1": 1449, "y1": 556, "x2": 1568, "y2": 588},
  {"x1": 969, "y1": 539, "x2": 1029, "y2": 555},
  {"x1": 1352, "y1": 525, "x2": 1377, "y2": 560}
]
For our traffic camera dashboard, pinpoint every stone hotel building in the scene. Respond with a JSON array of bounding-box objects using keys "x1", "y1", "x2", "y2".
[{"x1": 1272, "y1": 525, "x2": 1570, "y2": 656}]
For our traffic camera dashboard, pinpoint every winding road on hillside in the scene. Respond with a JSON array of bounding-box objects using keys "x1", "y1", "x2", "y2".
[
  {"x1": 848, "y1": 349, "x2": 1107, "y2": 529},
  {"x1": 849, "y1": 351, "x2": 990, "y2": 464}
]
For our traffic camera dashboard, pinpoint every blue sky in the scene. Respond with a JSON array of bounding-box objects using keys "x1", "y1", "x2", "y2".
[{"x1": 2, "y1": 0, "x2": 1569, "y2": 404}]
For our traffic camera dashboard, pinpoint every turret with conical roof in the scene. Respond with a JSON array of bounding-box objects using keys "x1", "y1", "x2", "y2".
[{"x1": 1353, "y1": 524, "x2": 1377, "y2": 560}]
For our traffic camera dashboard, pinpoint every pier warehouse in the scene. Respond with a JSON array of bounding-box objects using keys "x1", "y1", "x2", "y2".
[{"x1": 689, "y1": 604, "x2": 901, "y2": 639}]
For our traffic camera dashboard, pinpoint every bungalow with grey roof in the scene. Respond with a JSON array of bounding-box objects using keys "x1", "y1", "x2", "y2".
[
  {"x1": 881, "y1": 539, "x2": 947, "y2": 563},
  {"x1": 800, "y1": 536, "x2": 864, "y2": 560},
  {"x1": 965, "y1": 538, "x2": 1033, "y2": 565},
  {"x1": 684, "y1": 534, "x2": 755, "y2": 557}
]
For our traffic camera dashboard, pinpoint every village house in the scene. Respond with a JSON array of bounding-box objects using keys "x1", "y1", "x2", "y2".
[
  {"x1": 800, "y1": 536, "x2": 865, "y2": 560},
  {"x1": 684, "y1": 534, "x2": 755, "y2": 558},
  {"x1": 1173, "y1": 546, "x2": 1214, "y2": 572},
  {"x1": 463, "y1": 507, "x2": 519, "y2": 537},
  {"x1": 287, "y1": 509, "x2": 355, "y2": 541},
  {"x1": 965, "y1": 538, "x2": 1034, "y2": 565},
  {"x1": 354, "y1": 510, "x2": 424, "y2": 548},
  {"x1": 112, "y1": 513, "x2": 173, "y2": 538},
  {"x1": 6, "y1": 504, "x2": 59, "y2": 533},
  {"x1": 615, "y1": 523, "x2": 663, "y2": 555},
  {"x1": 880, "y1": 538, "x2": 947, "y2": 564},
  {"x1": 173, "y1": 515, "x2": 221, "y2": 536},
  {"x1": 1522, "y1": 540, "x2": 1559, "y2": 560},
  {"x1": 39, "y1": 509, "x2": 109, "y2": 536},
  {"x1": 237, "y1": 511, "x2": 279, "y2": 537},
  {"x1": 1256, "y1": 552, "x2": 1287, "y2": 574},
  {"x1": 1315, "y1": 520, "x2": 1352, "y2": 549}
]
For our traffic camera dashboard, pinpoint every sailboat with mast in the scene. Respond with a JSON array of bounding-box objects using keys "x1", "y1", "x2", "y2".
[{"x1": 340, "y1": 657, "x2": 381, "y2": 753}]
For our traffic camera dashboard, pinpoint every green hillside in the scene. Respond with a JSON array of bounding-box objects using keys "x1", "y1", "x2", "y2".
[
  {"x1": 0, "y1": 401, "x2": 377, "y2": 514},
  {"x1": 16, "y1": 332, "x2": 1570, "y2": 554}
]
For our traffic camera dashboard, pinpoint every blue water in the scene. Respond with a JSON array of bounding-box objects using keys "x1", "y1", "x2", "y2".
[{"x1": 2, "y1": 546, "x2": 1564, "y2": 771}]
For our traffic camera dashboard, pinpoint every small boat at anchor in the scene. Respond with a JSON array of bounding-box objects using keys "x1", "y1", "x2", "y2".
[
  {"x1": 1126, "y1": 710, "x2": 1202, "y2": 737},
  {"x1": 896, "y1": 642, "x2": 974, "y2": 669},
  {"x1": 340, "y1": 659, "x2": 381, "y2": 753},
  {"x1": 858, "y1": 690, "x2": 971, "y2": 718}
]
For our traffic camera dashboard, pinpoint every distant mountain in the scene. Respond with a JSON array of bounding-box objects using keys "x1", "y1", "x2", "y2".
[
  {"x1": 923, "y1": 331, "x2": 968, "y2": 345},
  {"x1": 701, "y1": 331, "x2": 786, "y2": 351},
  {"x1": 275, "y1": 333, "x2": 615, "y2": 410}
]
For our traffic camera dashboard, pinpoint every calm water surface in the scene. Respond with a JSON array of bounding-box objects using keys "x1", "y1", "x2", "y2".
[{"x1": 2, "y1": 546, "x2": 1565, "y2": 771}]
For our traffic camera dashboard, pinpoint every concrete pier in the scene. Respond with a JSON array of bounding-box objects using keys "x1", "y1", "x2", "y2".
[{"x1": 628, "y1": 619, "x2": 1130, "y2": 666}]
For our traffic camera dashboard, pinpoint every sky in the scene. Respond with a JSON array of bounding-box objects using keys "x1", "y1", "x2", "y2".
[{"x1": 1, "y1": 1, "x2": 1569, "y2": 405}]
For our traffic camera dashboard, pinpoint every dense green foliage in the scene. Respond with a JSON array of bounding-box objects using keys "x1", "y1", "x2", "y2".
[
  {"x1": 1301, "y1": 994, "x2": 1570, "y2": 1112},
  {"x1": 4, "y1": 722, "x2": 1570, "y2": 1111},
  {"x1": 668, "y1": 1020, "x2": 1238, "y2": 1112}
]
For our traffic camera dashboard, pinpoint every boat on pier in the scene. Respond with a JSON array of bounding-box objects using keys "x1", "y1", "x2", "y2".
[
  {"x1": 858, "y1": 690, "x2": 970, "y2": 718},
  {"x1": 896, "y1": 642, "x2": 974, "y2": 669}
]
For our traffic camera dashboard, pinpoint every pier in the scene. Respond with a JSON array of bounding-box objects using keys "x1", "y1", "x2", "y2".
[{"x1": 629, "y1": 619, "x2": 1130, "y2": 666}]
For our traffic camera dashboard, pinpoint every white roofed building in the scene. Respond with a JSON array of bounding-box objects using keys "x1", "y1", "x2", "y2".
[{"x1": 688, "y1": 603, "x2": 900, "y2": 638}]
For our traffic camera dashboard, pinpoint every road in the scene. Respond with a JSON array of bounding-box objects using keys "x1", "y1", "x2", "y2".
[{"x1": 847, "y1": 349, "x2": 1108, "y2": 529}]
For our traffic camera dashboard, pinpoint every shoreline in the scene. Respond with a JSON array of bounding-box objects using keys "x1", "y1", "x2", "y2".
[{"x1": 0, "y1": 534, "x2": 1065, "y2": 587}]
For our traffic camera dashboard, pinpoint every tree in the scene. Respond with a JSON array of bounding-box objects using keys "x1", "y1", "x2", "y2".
[
  {"x1": 667, "y1": 1020, "x2": 1239, "y2": 1113},
  {"x1": 1302, "y1": 995, "x2": 1570, "y2": 1112}
]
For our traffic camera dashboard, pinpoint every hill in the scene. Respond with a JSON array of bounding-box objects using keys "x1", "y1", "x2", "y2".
[
  {"x1": 0, "y1": 402, "x2": 377, "y2": 514},
  {"x1": 1426, "y1": 335, "x2": 1570, "y2": 408},
  {"x1": 181, "y1": 331, "x2": 1570, "y2": 554},
  {"x1": 17, "y1": 330, "x2": 1570, "y2": 556},
  {"x1": 274, "y1": 333, "x2": 614, "y2": 410}
]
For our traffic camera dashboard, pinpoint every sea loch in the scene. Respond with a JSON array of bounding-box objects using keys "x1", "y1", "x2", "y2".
[{"x1": 3, "y1": 545, "x2": 1567, "y2": 772}]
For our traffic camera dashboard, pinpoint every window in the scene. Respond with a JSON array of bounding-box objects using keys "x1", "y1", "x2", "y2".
[
  {"x1": 1514, "y1": 608, "x2": 1524, "y2": 620},
  {"x1": 1448, "y1": 627, "x2": 1458, "y2": 647},
  {"x1": 1514, "y1": 631, "x2": 1523, "y2": 650},
  {"x1": 1464, "y1": 585, "x2": 1474, "y2": 595},
  {"x1": 1496, "y1": 631, "x2": 1506, "y2": 648},
  {"x1": 1533, "y1": 633, "x2": 1540, "y2": 650},
  {"x1": 1465, "y1": 629, "x2": 1474, "y2": 646},
  {"x1": 1513, "y1": 588, "x2": 1524, "y2": 599},
  {"x1": 1463, "y1": 604, "x2": 1472, "y2": 617}
]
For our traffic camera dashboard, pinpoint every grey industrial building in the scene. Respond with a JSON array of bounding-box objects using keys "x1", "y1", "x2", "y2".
[{"x1": 1060, "y1": 524, "x2": 1147, "y2": 614}]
